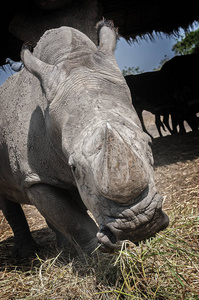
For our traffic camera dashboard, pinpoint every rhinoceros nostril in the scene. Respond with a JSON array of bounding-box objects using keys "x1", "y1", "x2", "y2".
[{"x1": 99, "y1": 225, "x2": 117, "y2": 245}]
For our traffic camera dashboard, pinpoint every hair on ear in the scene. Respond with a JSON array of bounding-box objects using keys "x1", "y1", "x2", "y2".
[{"x1": 96, "y1": 18, "x2": 120, "y2": 45}]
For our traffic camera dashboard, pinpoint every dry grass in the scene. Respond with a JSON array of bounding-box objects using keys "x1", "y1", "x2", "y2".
[
  {"x1": 0, "y1": 131, "x2": 198, "y2": 299},
  {"x1": 0, "y1": 209, "x2": 198, "y2": 299}
]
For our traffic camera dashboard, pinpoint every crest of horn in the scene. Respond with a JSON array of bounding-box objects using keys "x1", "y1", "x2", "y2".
[{"x1": 93, "y1": 123, "x2": 149, "y2": 203}]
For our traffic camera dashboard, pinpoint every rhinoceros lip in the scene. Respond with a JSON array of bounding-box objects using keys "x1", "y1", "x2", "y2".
[
  {"x1": 97, "y1": 225, "x2": 117, "y2": 252},
  {"x1": 96, "y1": 193, "x2": 169, "y2": 251},
  {"x1": 96, "y1": 190, "x2": 152, "y2": 251}
]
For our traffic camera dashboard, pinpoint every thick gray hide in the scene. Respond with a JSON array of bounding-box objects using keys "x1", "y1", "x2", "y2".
[{"x1": 0, "y1": 24, "x2": 169, "y2": 258}]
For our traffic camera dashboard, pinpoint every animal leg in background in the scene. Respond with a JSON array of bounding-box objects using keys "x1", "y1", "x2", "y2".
[
  {"x1": 137, "y1": 110, "x2": 153, "y2": 139},
  {"x1": 170, "y1": 114, "x2": 178, "y2": 134},
  {"x1": 170, "y1": 112, "x2": 186, "y2": 134},
  {"x1": 0, "y1": 198, "x2": 39, "y2": 258},
  {"x1": 184, "y1": 112, "x2": 199, "y2": 131},
  {"x1": 155, "y1": 113, "x2": 166, "y2": 137}
]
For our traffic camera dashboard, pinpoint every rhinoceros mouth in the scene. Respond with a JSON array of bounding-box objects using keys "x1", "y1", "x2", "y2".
[
  {"x1": 97, "y1": 225, "x2": 117, "y2": 252},
  {"x1": 96, "y1": 193, "x2": 169, "y2": 252}
]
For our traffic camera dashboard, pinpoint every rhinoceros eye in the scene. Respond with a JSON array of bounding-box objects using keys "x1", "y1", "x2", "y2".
[
  {"x1": 71, "y1": 165, "x2": 76, "y2": 173},
  {"x1": 70, "y1": 164, "x2": 81, "y2": 180},
  {"x1": 68, "y1": 156, "x2": 80, "y2": 179}
]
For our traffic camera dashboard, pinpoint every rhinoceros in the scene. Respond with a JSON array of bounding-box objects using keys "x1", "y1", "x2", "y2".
[{"x1": 0, "y1": 20, "x2": 169, "y2": 258}]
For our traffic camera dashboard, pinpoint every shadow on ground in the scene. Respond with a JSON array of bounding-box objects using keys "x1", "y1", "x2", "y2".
[
  {"x1": 0, "y1": 227, "x2": 78, "y2": 271},
  {"x1": 152, "y1": 131, "x2": 199, "y2": 167}
]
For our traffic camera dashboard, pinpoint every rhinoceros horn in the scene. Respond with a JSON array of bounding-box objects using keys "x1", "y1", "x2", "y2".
[
  {"x1": 21, "y1": 46, "x2": 60, "y2": 102},
  {"x1": 93, "y1": 123, "x2": 149, "y2": 203}
]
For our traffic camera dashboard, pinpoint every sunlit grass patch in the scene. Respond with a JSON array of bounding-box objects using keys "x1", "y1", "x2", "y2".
[
  {"x1": 1, "y1": 209, "x2": 198, "y2": 300},
  {"x1": 109, "y1": 212, "x2": 199, "y2": 299}
]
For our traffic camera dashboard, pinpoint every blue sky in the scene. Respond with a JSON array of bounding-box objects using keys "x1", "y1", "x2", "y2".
[
  {"x1": 0, "y1": 64, "x2": 15, "y2": 85},
  {"x1": 115, "y1": 35, "x2": 176, "y2": 72},
  {"x1": 115, "y1": 22, "x2": 199, "y2": 72},
  {"x1": 0, "y1": 22, "x2": 198, "y2": 85}
]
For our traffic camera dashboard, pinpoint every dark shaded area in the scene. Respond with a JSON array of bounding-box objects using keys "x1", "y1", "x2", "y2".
[
  {"x1": 0, "y1": 0, "x2": 199, "y2": 64},
  {"x1": 0, "y1": 2, "x2": 24, "y2": 64},
  {"x1": 152, "y1": 131, "x2": 199, "y2": 167},
  {"x1": 0, "y1": 225, "x2": 81, "y2": 272},
  {"x1": 0, "y1": 32, "x2": 23, "y2": 64},
  {"x1": 0, "y1": 227, "x2": 57, "y2": 270},
  {"x1": 101, "y1": 0, "x2": 199, "y2": 40}
]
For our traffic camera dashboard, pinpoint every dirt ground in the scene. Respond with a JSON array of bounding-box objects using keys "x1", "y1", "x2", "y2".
[{"x1": 0, "y1": 112, "x2": 199, "y2": 266}]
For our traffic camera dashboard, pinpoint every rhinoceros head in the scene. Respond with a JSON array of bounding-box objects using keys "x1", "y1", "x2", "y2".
[
  {"x1": 68, "y1": 118, "x2": 169, "y2": 250},
  {"x1": 21, "y1": 20, "x2": 169, "y2": 251}
]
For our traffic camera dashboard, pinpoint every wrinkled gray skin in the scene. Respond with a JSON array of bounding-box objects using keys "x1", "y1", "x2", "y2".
[{"x1": 0, "y1": 21, "x2": 169, "y2": 258}]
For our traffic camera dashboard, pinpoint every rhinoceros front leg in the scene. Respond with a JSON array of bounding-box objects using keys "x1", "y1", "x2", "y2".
[
  {"x1": 47, "y1": 220, "x2": 71, "y2": 248},
  {"x1": 27, "y1": 184, "x2": 98, "y2": 256},
  {"x1": 0, "y1": 198, "x2": 39, "y2": 259}
]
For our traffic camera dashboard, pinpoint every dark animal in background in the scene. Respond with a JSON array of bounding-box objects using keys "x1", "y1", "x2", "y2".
[
  {"x1": 161, "y1": 54, "x2": 199, "y2": 133},
  {"x1": 125, "y1": 71, "x2": 172, "y2": 137},
  {"x1": 125, "y1": 54, "x2": 199, "y2": 137}
]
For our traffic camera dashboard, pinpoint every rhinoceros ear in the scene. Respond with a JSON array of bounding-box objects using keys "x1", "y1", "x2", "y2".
[
  {"x1": 96, "y1": 19, "x2": 119, "y2": 54},
  {"x1": 21, "y1": 45, "x2": 59, "y2": 102}
]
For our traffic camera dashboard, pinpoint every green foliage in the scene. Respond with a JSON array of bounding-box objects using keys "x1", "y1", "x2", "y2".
[
  {"x1": 153, "y1": 56, "x2": 169, "y2": 71},
  {"x1": 122, "y1": 66, "x2": 143, "y2": 76},
  {"x1": 172, "y1": 29, "x2": 199, "y2": 55}
]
